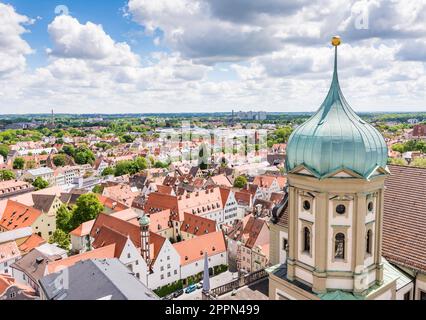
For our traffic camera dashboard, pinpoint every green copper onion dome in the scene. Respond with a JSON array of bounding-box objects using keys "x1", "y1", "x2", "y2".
[
  {"x1": 139, "y1": 215, "x2": 150, "y2": 227},
  {"x1": 286, "y1": 38, "x2": 388, "y2": 179}
]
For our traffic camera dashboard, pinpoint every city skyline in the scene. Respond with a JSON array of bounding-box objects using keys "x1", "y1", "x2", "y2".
[{"x1": 0, "y1": 0, "x2": 425, "y2": 114}]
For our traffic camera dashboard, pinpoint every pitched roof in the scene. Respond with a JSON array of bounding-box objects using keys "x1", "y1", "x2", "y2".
[
  {"x1": 382, "y1": 165, "x2": 426, "y2": 273},
  {"x1": 228, "y1": 216, "x2": 268, "y2": 249},
  {"x1": 47, "y1": 244, "x2": 116, "y2": 274},
  {"x1": 0, "y1": 227, "x2": 33, "y2": 244},
  {"x1": 173, "y1": 231, "x2": 226, "y2": 265},
  {"x1": 11, "y1": 249, "x2": 62, "y2": 284},
  {"x1": 96, "y1": 195, "x2": 129, "y2": 212},
  {"x1": 39, "y1": 259, "x2": 158, "y2": 300},
  {"x1": 0, "y1": 200, "x2": 42, "y2": 231},
  {"x1": 219, "y1": 187, "x2": 231, "y2": 207},
  {"x1": 144, "y1": 192, "x2": 178, "y2": 214},
  {"x1": 32, "y1": 194, "x2": 57, "y2": 213},
  {"x1": 149, "y1": 209, "x2": 171, "y2": 233},
  {"x1": 180, "y1": 212, "x2": 216, "y2": 236},
  {"x1": 156, "y1": 185, "x2": 173, "y2": 195},
  {"x1": 234, "y1": 191, "x2": 252, "y2": 206},
  {"x1": 18, "y1": 234, "x2": 46, "y2": 254},
  {"x1": 90, "y1": 213, "x2": 167, "y2": 265},
  {"x1": 92, "y1": 227, "x2": 128, "y2": 258},
  {"x1": 210, "y1": 175, "x2": 233, "y2": 188},
  {"x1": 91, "y1": 214, "x2": 141, "y2": 248},
  {"x1": 70, "y1": 220, "x2": 95, "y2": 237},
  {"x1": 0, "y1": 241, "x2": 21, "y2": 264},
  {"x1": 0, "y1": 274, "x2": 36, "y2": 298}
]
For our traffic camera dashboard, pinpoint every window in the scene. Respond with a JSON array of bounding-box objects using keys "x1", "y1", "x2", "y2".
[
  {"x1": 167, "y1": 272, "x2": 171, "y2": 277},
  {"x1": 420, "y1": 290, "x2": 426, "y2": 301},
  {"x1": 9, "y1": 292, "x2": 16, "y2": 299},
  {"x1": 127, "y1": 253, "x2": 131, "y2": 259},
  {"x1": 366, "y1": 229, "x2": 372, "y2": 255},
  {"x1": 336, "y1": 204, "x2": 346, "y2": 215},
  {"x1": 335, "y1": 233, "x2": 345, "y2": 259},
  {"x1": 160, "y1": 266, "x2": 164, "y2": 271},
  {"x1": 282, "y1": 238, "x2": 288, "y2": 251},
  {"x1": 404, "y1": 291, "x2": 411, "y2": 300},
  {"x1": 303, "y1": 227, "x2": 311, "y2": 253},
  {"x1": 160, "y1": 275, "x2": 164, "y2": 280},
  {"x1": 303, "y1": 200, "x2": 311, "y2": 211},
  {"x1": 174, "y1": 270, "x2": 177, "y2": 275},
  {"x1": 368, "y1": 201, "x2": 374, "y2": 212}
]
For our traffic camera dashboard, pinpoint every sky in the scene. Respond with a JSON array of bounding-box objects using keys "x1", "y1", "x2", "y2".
[{"x1": 0, "y1": 0, "x2": 425, "y2": 114}]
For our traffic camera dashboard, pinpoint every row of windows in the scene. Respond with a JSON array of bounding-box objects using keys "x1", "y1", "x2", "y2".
[
  {"x1": 302, "y1": 200, "x2": 375, "y2": 214},
  {"x1": 160, "y1": 269, "x2": 178, "y2": 280},
  {"x1": 301, "y1": 228, "x2": 374, "y2": 259}
]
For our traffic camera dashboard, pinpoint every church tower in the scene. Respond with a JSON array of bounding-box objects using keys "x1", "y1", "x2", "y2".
[
  {"x1": 282, "y1": 37, "x2": 389, "y2": 297},
  {"x1": 140, "y1": 215, "x2": 151, "y2": 263}
]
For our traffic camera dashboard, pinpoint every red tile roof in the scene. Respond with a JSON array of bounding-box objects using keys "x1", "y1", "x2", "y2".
[
  {"x1": 149, "y1": 209, "x2": 171, "y2": 233},
  {"x1": 180, "y1": 212, "x2": 216, "y2": 236},
  {"x1": 47, "y1": 244, "x2": 115, "y2": 274},
  {"x1": 0, "y1": 200, "x2": 42, "y2": 231},
  {"x1": 383, "y1": 165, "x2": 426, "y2": 273},
  {"x1": 18, "y1": 234, "x2": 46, "y2": 254},
  {"x1": 173, "y1": 231, "x2": 226, "y2": 265},
  {"x1": 96, "y1": 194, "x2": 129, "y2": 212}
]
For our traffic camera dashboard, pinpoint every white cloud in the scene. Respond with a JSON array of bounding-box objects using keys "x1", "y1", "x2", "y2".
[
  {"x1": 0, "y1": 1, "x2": 425, "y2": 113},
  {"x1": 0, "y1": 3, "x2": 33, "y2": 76}
]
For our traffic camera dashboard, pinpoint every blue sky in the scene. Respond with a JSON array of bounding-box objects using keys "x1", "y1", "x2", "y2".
[{"x1": 0, "y1": 0, "x2": 425, "y2": 114}]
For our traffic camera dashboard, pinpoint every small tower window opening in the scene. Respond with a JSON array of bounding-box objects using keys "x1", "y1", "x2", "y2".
[
  {"x1": 335, "y1": 233, "x2": 345, "y2": 259},
  {"x1": 336, "y1": 204, "x2": 346, "y2": 215},
  {"x1": 303, "y1": 200, "x2": 311, "y2": 211},
  {"x1": 368, "y1": 202, "x2": 374, "y2": 212},
  {"x1": 303, "y1": 227, "x2": 311, "y2": 253},
  {"x1": 366, "y1": 229, "x2": 372, "y2": 255}
]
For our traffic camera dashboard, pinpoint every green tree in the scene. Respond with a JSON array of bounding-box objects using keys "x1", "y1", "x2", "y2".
[
  {"x1": 388, "y1": 158, "x2": 408, "y2": 166},
  {"x1": 13, "y1": 157, "x2": 25, "y2": 170},
  {"x1": 53, "y1": 154, "x2": 67, "y2": 167},
  {"x1": 0, "y1": 145, "x2": 9, "y2": 158},
  {"x1": 233, "y1": 176, "x2": 248, "y2": 188},
  {"x1": 391, "y1": 143, "x2": 405, "y2": 154},
  {"x1": 120, "y1": 134, "x2": 135, "y2": 143},
  {"x1": 134, "y1": 157, "x2": 148, "y2": 172},
  {"x1": 412, "y1": 158, "x2": 426, "y2": 168},
  {"x1": 0, "y1": 170, "x2": 15, "y2": 181},
  {"x1": 69, "y1": 193, "x2": 104, "y2": 229},
  {"x1": 49, "y1": 229, "x2": 70, "y2": 250},
  {"x1": 74, "y1": 147, "x2": 95, "y2": 165},
  {"x1": 114, "y1": 160, "x2": 134, "y2": 176},
  {"x1": 56, "y1": 205, "x2": 73, "y2": 233},
  {"x1": 101, "y1": 167, "x2": 115, "y2": 176},
  {"x1": 154, "y1": 161, "x2": 169, "y2": 169},
  {"x1": 92, "y1": 184, "x2": 104, "y2": 194},
  {"x1": 32, "y1": 177, "x2": 49, "y2": 190},
  {"x1": 62, "y1": 145, "x2": 75, "y2": 157}
]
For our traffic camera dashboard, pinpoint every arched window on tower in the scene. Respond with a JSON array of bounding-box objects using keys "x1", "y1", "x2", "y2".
[
  {"x1": 303, "y1": 227, "x2": 311, "y2": 254},
  {"x1": 335, "y1": 233, "x2": 345, "y2": 259},
  {"x1": 366, "y1": 229, "x2": 372, "y2": 255}
]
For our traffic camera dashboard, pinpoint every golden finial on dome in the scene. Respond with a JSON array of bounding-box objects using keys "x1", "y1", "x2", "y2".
[{"x1": 332, "y1": 36, "x2": 341, "y2": 46}]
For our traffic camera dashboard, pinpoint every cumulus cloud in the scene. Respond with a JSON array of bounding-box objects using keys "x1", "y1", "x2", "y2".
[
  {"x1": 0, "y1": 1, "x2": 425, "y2": 113},
  {"x1": 0, "y1": 3, "x2": 33, "y2": 76},
  {"x1": 47, "y1": 15, "x2": 139, "y2": 66}
]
